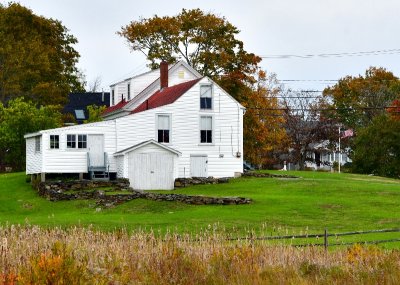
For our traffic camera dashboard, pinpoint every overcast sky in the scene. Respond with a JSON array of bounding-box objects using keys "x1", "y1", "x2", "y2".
[{"x1": 4, "y1": 0, "x2": 400, "y2": 92}]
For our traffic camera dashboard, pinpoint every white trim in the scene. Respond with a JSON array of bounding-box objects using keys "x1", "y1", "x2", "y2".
[
  {"x1": 114, "y1": 139, "x2": 181, "y2": 157},
  {"x1": 24, "y1": 132, "x2": 42, "y2": 138}
]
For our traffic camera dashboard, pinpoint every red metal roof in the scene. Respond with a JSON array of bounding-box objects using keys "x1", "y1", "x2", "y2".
[
  {"x1": 131, "y1": 78, "x2": 202, "y2": 114},
  {"x1": 103, "y1": 99, "x2": 129, "y2": 115}
]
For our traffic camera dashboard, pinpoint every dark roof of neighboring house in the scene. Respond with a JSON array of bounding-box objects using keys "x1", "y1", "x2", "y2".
[
  {"x1": 102, "y1": 99, "x2": 129, "y2": 115},
  {"x1": 131, "y1": 78, "x2": 202, "y2": 114},
  {"x1": 63, "y1": 92, "x2": 110, "y2": 123}
]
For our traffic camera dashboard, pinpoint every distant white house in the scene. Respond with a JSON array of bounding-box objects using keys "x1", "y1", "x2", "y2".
[{"x1": 25, "y1": 61, "x2": 244, "y2": 190}]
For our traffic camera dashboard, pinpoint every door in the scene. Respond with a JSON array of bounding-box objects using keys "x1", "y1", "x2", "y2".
[
  {"x1": 88, "y1": 135, "x2": 105, "y2": 167},
  {"x1": 190, "y1": 155, "x2": 208, "y2": 177},
  {"x1": 129, "y1": 153, "x2": 175, "y2": 190}
]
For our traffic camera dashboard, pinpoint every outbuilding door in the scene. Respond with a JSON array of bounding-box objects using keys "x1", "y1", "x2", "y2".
[
  {"x1": 88, "y1": 135, "x2": 104, "y2": 167},
  {"x1": 129, "y1": 153, "x2": 175, "y2": 190},
  {"x1": 190, "y1": 155, "x2": 208, "y2": 177}
]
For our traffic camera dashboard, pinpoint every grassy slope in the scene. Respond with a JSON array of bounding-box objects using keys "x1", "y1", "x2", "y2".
[{"x1": 0, "y1": 171, "x2": 399, "y2": 239}]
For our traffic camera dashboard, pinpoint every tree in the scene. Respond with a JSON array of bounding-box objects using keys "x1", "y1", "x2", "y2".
[
  {"x1": 87, "y1": 76, "x2": 102, "y2": 92},
  {"x1": 282, "y1": 91, "x2": 337, "y2": 170},
  {"x1": 243, "y1": 71, "x2": 288, "y2": 167},
  {"x1": 352, "y1": 114, "x2": 400, "y2": 178},
  {"x1": 119, "y1": 8, "x2": 261, "y2": 96},
  {"x1": 0, "y1": 98, "x2": 62, "y2": 170},
  {"x1": 0, "y1": 3, "x2": 85, "y2": 106},
  {"x1": 84, "y1": 104, "x2": 106, "y2": 123},
  {"x1": 387, "y1": 99, "x2": 400, "y2": 120},
  {"x1": 323, "y1": 67, "x2": 400, "y2": 130},
  {"x1": 119, "y1": 9, "x2": 290, "y2": 166}
]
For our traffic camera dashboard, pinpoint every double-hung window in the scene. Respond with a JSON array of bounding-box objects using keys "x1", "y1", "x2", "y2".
[
  {"x1": 67, "y1": 134, "x2": 87, "y2": 149},
  {"x1": 200, "y1": 116, "x2": 213, "y2": 143},
  {"x1": 50, "y1": 135, "x2": 59, "y2": 149},
  {"x1": 157, "y1": 115, "x2": 170, "y2": 143},
  {"x1": 200, "y1": 84, "x2": 212, "y2": 110},
  {"x1": 67, "y1": 134, "x2": 76, "y2": 149},
  {"x1": 78, "y1": 135, "x2": 87, "y2": 148},
  {"x1": 35, "y1": 136, "x2": 41, "y2": 152}
]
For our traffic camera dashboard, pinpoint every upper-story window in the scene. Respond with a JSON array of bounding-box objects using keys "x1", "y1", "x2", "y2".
[
  {"x1": 127, "y1": 83, "x2": 131, "y2": 100},
  {"x1": 111, "y1": 89, "x2": 115, "y2": 105},
  {"x1": 200, "y1": 116, "x2": 213, "y2": 143},
  {"x1": 157, "y1": 114, "x2": 170, "y2": 143},
  {"x1": 200, "y1": 84, "x2": 212, "y2": 110},
  {"x1": 50, "y1": 135, "x2": 59, "y2": 149},
  {"x1": 35, "y1": 136, "x2": 41, "y2": 152}
]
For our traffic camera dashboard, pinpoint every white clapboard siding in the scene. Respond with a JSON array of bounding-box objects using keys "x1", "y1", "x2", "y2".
[
  {"x1": 110, "y1": 69, "x2": 160, "y2": 107},
  {"x1": 26, "y1": 72, "x2": 243, "y2": 179},
  {"x1": 40, "y1": 120, "x2": 117, "y2": 173},
  {"x1": 26, "y1": 137, "x2": 42, "y2": 174},
  {"x1": 108, "y1": 63, "x2": 200, "y2": 111},
  {"x1": 115, "y1": 77, "x2": 243, "y2": 178}
]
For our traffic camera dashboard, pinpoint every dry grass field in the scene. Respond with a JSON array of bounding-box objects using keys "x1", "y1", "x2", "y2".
[{"x1": 1, "y1": 226, "x2": 400, "y2": 284}]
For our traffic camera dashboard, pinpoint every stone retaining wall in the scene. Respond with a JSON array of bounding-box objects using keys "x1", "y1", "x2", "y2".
[
  {"x1": 34, "y1": 178, "x2": 251, "y2": 207},
  {"x1": 96, "y1": 192, "x2": 251, "y2": 208},
  {"x1": 243, "y1": 172, "x2": 299, "y2": 179},
  {"x1": 174, "y1": 177, "x2": 230, "y2": 188}
]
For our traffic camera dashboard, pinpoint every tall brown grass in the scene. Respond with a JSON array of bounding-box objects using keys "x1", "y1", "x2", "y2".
[{"x1": 0, "y1": 225, "x2": 399, "y2": 284}]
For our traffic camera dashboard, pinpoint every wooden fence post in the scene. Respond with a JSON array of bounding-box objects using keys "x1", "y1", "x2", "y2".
[{"x1": 324, "y1": 229, "x2": 328, "y2": 250}]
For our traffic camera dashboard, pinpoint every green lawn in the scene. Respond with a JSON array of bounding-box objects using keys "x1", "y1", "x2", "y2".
[{"x1": 0, "y1": 171, "x2": 399, "y2": 243}]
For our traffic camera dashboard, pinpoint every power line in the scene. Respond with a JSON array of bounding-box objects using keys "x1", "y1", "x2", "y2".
[{"x1": 261, "y1": 48, "x2": 400, "y2": 59}]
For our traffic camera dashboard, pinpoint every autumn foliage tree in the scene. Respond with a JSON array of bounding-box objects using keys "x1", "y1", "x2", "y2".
[
  {"x1": 120, "y1": 9, "x2": 288, "y2": 166},
  {"x1": 119, "y1": 8, "x2": 261, "y2": 92},
  {"x1": 243, "y1": 71, "x2": 287, "y2": 167},
  {"x1": 323, "y1": 67, "x2": 400, "y2": 130},
  {"x1": 0, "y1": 3, "x2": 85, "y2": 106}
]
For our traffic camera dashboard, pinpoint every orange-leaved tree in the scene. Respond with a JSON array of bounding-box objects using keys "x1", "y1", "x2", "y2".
[{"x1": 119, "y1": 9, "x2": 288, "y2": 167}]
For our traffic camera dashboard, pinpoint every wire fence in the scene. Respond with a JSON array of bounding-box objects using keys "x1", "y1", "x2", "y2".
[{"x1": 226, "y1": 228, "x2": 400, "y2": 249}]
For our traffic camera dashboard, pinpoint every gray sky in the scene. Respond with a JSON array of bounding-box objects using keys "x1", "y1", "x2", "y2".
[{"x1": 5, "y1": 0, "x2": 400, "y2": 92}]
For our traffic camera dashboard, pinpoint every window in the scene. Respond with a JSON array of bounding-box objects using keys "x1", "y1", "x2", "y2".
[
  {"x1": 200, "y1": 84, "x2": 212, "y2": 109},
  {"x1": 111, "y1": 89, "x2": 115, "y2": 105},
  {"x1": 200, "y1": 116, "x2": 212, "y2": 143},
  {"x1": 74, "y1": 109, "x2": 85, "y2": 120},
  {"x1": 67, "y1": 134, "x2": 76, "y2": 148},
  {"x1": 35, "y1": 136, "x2": 41, "y2": 152},
  {"x1": 50, "y1": 135, "x2": 59, "y2": 149},
  {"x1": 157, "y1": 115, "x2": 170, "y2": 143},
  {"x1": 67, "y1": 134, "x2": 87, "y2": 149},
  {"x1": 127, "y1": 83, "x2": 131, "y2": 100},
  {"x1": 178, "y1": 70, "x2": 184, "y2": 79},
  {"x1": 78, "y1": 135, "x2": 87, "y2": 149}
]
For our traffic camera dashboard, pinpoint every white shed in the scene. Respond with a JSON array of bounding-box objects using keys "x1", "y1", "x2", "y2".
[{"x1": 114, "y1": 140, "x2": 181, "y2": 190}]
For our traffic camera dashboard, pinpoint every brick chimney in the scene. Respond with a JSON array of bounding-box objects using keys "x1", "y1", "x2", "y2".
[{"x1": 160, "y1": 61, "x2": 168, "y2": 89}]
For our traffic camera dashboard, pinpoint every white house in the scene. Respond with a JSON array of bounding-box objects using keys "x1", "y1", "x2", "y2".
[{"x1": 25, "y1": 61, "x2": 245, "y2": 190}]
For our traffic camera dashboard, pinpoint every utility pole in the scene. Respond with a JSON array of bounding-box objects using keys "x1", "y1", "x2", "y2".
[{"x1": 338, "y1": 126, "x2": 341, "y2": 173}]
